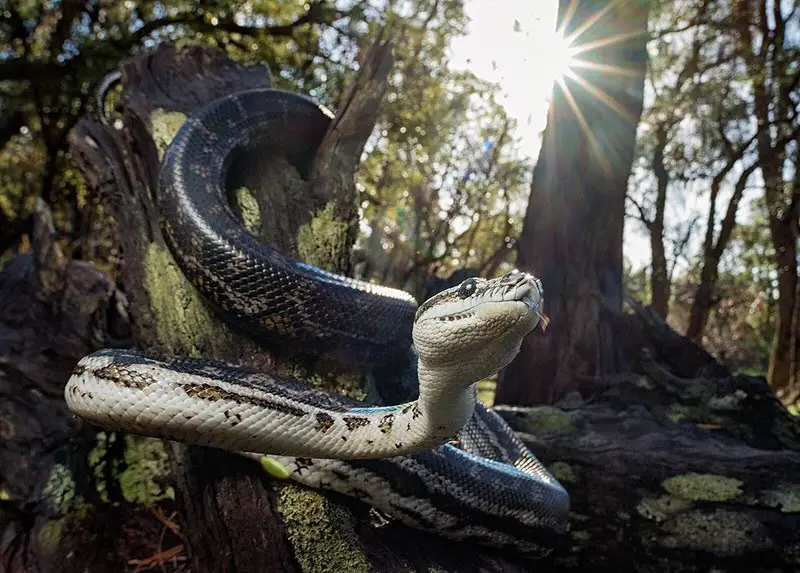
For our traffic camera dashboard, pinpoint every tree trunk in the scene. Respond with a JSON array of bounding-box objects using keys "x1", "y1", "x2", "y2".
[
  {"x1": 767, "y1": 213, "x2": 799, "y2": 403},
  {"x1": 0, "y1": 199, "x2": 138, "y2": 572},
  {"x1": 495, "y1": 0, "x2": 650, "y2": 406},
  {"x1": 686, "y1": 156, "x2": 757, "y2": 344},
  {"x1": 755, "y1": 133, "x2": 799, "y2": 405},
  {"x1": 649, "y1": 128, "x2": 670, "y2": 319}
]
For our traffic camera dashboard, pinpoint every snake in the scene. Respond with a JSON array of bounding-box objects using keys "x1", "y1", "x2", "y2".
[{"x1": 66, "y1": 87, "x2": 570, "y2": 556}]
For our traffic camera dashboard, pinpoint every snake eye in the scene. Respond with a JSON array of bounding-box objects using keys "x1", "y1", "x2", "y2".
[{"x1": 458, "y1": 278, "x2": 478, "y2": 299}]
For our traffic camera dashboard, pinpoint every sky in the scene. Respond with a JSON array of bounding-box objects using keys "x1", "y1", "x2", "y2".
[{"x1": 448, "y1": 0, "x2": 652, "y2": 269}]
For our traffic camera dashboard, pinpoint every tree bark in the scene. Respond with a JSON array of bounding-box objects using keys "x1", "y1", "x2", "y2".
[
  {"x1": 732, "y1": 0, "x2": 800, "y2": 403},
  {"x1": 0, "y1": 199, "x2": 138, "y2": 573},
  {"x1": 649, "y1": 126, "x2": 670, "y2": 318},
  {"x1": 495, "y1": 0, "x2": 651, "y2": 406}
]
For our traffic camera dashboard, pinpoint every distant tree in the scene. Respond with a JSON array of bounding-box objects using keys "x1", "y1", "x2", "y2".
[
  {"x1": 669, "y1": 213, "x2": 779, "y2": 375},
  {"x1": 626, "y1": 16, "x2": 706, "y2": 319},
  {"x1": 495, "y1": 0, "x2": 651, "y2": 406},
  {"x1": 732, "y1": 0, "x2": 800, "y2": 402},
  {"x1": 623, "y1": 0, "x2": 797, "y2": 401}
]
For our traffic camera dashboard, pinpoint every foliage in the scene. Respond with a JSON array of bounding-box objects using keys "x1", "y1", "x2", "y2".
[
  {"x1": 0, "y1": 0, "x2": 380, "y2": 260},
  {"x1": 352, "y1": 0, "x2": 532, "y2": 297}
]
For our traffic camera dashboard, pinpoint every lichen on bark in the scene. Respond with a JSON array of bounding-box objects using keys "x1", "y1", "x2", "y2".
[
  {"x1": 276, "y1": 485, "x2": 371, "y2": 573},
  {"x1": 296, "y1": 202, "x2": 351, "y2": 272},
  {"x1": 143, "y1": 242, "x2": 238, "y2": 357}
]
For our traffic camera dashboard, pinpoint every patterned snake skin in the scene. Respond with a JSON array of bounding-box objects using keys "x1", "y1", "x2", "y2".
[{"x1": 67, "y1": 87, "x2": 570, "y2": 556}]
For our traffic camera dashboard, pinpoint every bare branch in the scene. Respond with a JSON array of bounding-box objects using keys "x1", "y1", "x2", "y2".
[{"x1": 626, "y1": 193, "x2": 653, "y2": 228}]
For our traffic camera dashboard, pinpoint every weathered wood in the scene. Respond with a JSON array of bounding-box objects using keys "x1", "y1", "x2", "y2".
[{"x1": 0, "y1": 199, "x2": 158, "y2": 573}]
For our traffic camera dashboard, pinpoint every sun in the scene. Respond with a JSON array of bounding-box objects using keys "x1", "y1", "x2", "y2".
[{"x1": 548, "y1": 31, "x2": 580, "y2": 83}]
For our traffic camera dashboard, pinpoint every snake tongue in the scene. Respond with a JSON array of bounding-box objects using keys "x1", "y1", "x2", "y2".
[{"x1": 518, "y1": 285, "x2": 549, "y2": 332}]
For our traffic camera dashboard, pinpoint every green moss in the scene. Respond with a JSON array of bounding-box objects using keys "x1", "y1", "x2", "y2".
[
  {"x1": 636, "y1": 495, "x2": 693, "y2": 523},
  {"x1": 549, "y1": 461, "x2": 577, "y2": 483},
  {"x1": 40, "y1": 464, "x2": 94, "y2": 558},
  {"x1": 37, "y1": 519, "x2": 63, "y2": 559},
  {"x1": 520, "y1": 406, "x2": 574, "y2": 433},
  {"x1": 144, "y1": 243, "x2": 236, "y2": 357},
  {"x1": 118, "y1": 435, "x2": 174, "y2": 506},
  {"x1": 276, "y1": 484, "x2": 371, "y2": 573},
  {"x1": 665, "y1": 404, "x2": 689, "y2": 423},
  {"x1": 662, "y1": 473, "x2": 743, "y2": 502},
  {"x1": 312, "y1": 370, "x2": 364, "y2": 400},
  {"x1": 760, "y1": 484, "x2": 800, "y2": 513},
  {"x1": 151, "y1": 109, "x2": 187, "y2": 160},
  {"x1": 569, "y1": 530, "x2": 591, "y2": 543},
  {"x1": 659, "y1": 509, "x2": 771, "y2": 556},
  {"x1": 296, "y1": 202, "x2": 350, "y2": 272},
  {"x1": 42, "y1": 464, "x2": 77, "y2": 514},
  {"x1": 234, "y1": 187, "x2": 262, "y2": 233},
  {"x1": 87, "y1": 431, "x2": 173, "y2": 507},
  {"x1": 276, "y1": 361, "x2": 365, "y2": 399},
  {"x1": 87, "y1": 431, "x2": 121, "y2": 503}
]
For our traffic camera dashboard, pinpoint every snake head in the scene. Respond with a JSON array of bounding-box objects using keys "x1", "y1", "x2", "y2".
[{"x1": 412, "y1": 270, "x2": 544, "y2": 384}]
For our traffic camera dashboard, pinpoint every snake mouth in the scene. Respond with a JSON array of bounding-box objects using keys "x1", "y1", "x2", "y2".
[
  {"x1": 518, "y1": 283, "x2": 549, "y2": 332},
  {"x1": 415, "y1": 272, "x2": 547, "y2": 326}
]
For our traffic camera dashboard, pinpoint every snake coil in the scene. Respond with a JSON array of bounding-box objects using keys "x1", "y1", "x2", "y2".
[{"x1": 66, "y1": 87, "x2": 569, "y2": 557}]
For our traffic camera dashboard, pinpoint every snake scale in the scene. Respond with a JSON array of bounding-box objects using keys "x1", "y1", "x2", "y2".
[{"x1": 66, "y1": 86, "x2": 569, "y2": 556}]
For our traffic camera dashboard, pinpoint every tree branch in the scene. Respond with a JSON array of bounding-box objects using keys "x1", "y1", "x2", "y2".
[
  {"x1": 626, "y1": 193, "x2": 653, "y2": 228},
  {"x1": 712, "y1": 162, "x2": 759, "y2": 260}
]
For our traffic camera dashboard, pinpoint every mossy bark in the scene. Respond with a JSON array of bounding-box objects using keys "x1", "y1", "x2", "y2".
[{"x1": 0, "y1": 199, "x2": 186, "y2": 573}]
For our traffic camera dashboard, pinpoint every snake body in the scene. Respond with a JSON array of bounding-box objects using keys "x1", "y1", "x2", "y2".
[{"x1": 66, "y1": 88, "x2": 569, "y2": 556}]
